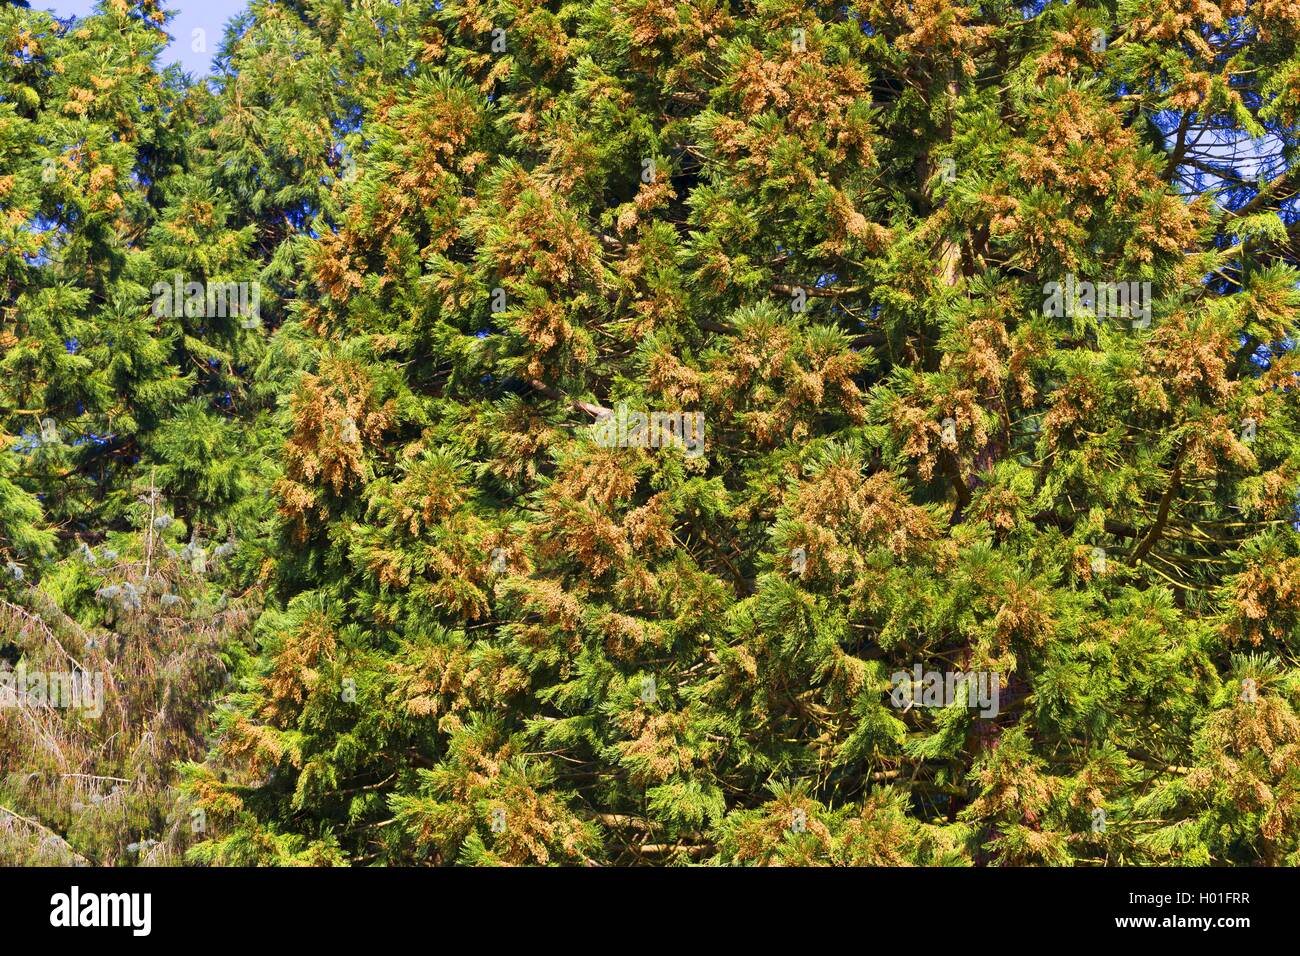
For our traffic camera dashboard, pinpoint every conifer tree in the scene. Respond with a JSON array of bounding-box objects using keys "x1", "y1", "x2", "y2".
[
  {"x1": 164, "y1": 0, "x2": 1300, "y2": 867},
  {"x1": 0, "y1": 2, "x2": 269, "y2": 860},
  {"x1": 6, "y1": 0, "x2": 1300, "y2": 868}
]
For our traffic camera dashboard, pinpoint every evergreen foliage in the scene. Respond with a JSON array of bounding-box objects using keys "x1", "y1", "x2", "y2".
[{"x1": 4, "y1": 0, "x2": 1300, "y2": 866}]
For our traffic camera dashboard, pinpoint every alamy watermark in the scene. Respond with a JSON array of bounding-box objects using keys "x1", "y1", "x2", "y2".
[
  {"x1": 1043, "y1": 274, "x2": 1152, "y2": 328},
  {"x1": 889, "y1": 664, "x2": 1000, "y2": 718},
  {"x1": 0, "y1": 663, "x2": 105, "y2": 718},
  {"x1": 49, "y1": 886, "x2": 151, "y2": 936},
  {"x1": 593, "y1": 404, "x2": 706, "y2": 459},
  {"x1": 151, "y1": 274, "x2": 261, "y2": 327}
]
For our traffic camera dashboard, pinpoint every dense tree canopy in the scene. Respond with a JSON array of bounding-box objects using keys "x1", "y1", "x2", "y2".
[{"x1": 4, "y1": 0, "x2": 1300, "y2": 866}]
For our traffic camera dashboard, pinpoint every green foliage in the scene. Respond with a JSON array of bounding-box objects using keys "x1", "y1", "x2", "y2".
[{"x1": 6, "y1": 0, "x2": 1300, "y2": 867}]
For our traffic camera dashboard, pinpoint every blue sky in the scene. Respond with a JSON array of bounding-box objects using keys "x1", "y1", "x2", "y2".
[{"x1": 37, "y1": 0, "x2": 250, "y2": 76}]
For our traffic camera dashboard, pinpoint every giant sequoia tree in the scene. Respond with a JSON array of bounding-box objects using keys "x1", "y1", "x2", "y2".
[{"x1": 4, "y1": 0, "x2": 1300, "y2": 866}]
